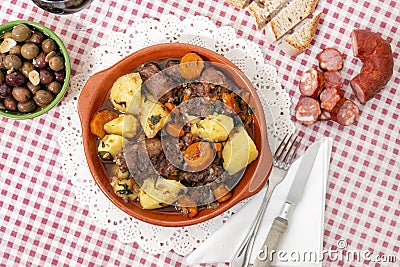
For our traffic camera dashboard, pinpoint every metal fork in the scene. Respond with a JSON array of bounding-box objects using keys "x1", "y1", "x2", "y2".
[{"x1": 230, "y1": 133, "x2": 299, "y2": 267}]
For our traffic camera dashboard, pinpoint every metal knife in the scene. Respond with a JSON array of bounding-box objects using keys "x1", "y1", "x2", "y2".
[{"x1": 253, "y1": 141, "x2": 322, "y2": 267}]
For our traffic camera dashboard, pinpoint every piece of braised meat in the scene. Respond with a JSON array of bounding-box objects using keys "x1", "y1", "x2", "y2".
[
  {"x1": 139, "y1": 62, "x2": 176, "y2": 102},
  {"x1": 200, "y1": 67, "x2": 229, "y2": 91},
  {"x1": 164, "y1": 60, "x2": 181, "y2": 80}
]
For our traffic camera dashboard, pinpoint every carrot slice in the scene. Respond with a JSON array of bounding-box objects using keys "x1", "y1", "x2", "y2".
[
  {"x1": 214, "y1": 142, "x2": 223, "y2": 158},
  {"x1": 178, "y1": 52, "x2": 205, "y2": 79},
  {"x1": 164, "y1": 102, "x2": 176, "y2": 111},
  {"x1": 222, "y1": 92, "x2": 240, "y2": 113},
  {"x1": 90, "y1": 109, "x2": 118, "y2": 138},
  {"x1": 176, "y1": 195, "x2": 198, "y2": 218},
  {"x1": 213, "y1": 183, "x2": 232, "y2": 203},
  {"x1": 183, "y1": 141, "x2": 214, "y2": 171}
]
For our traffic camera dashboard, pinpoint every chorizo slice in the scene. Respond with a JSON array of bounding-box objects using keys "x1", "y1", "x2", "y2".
[
  {"x1": 317, "y1": 48, "x2": 343, "y2": 71},
  {"x1": 350, "y1": 29, "x2": 394, "y2": 104},
  {"x1": 319, "y1": 87, "x2": 344, "y2": 111},
  {"x1": 299, "y1": 68, "x2": 325, "y2": 97},
  {"x1": 323, "y1": 71, "x2": 342, "y2": 89},
  {"x1": 330, "y1": 99, "x2": 360, "y2": 126},
  {"x1": 295, "y1": 97, "x2": 321, "y2": 125},
  {"x1": 320, "y1": 110, "x2": 331, "y2": 121}
]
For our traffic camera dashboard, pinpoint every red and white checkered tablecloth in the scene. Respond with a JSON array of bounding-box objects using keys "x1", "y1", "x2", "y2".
[{"x1": 1, "y1": 0, "x2": 399, "y2": 266}]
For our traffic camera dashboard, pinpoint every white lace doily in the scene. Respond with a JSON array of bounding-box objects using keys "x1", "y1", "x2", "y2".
[{"x1": 58, "y1": 15, "x2": 294, "y2": 256}]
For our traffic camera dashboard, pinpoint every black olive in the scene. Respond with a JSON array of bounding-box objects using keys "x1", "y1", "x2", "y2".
[
  {"x1": 29, "y1": 31, "x2": 44, "y2": 44},
  {"x1": 0, "y1": 84, "x2": 12, "y2": 98},
  {"x1": 34, "y1": 52, "x2": 47, "y2": 68},
  {"x1": 39, "y1": 69, "x2": 53, "y2": 85},
  {"x1": 54, "y1": 70, "x2": 65, "y2": 82},
  {"x1": 6, "y1": 72, "x2": 26, "y2": 87}
]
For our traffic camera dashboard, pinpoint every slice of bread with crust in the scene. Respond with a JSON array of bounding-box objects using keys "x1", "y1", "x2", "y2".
[
  {"x1": 224, "y1": 0, "x2": 251, "y2": 9},
  {"x1": 247, "y1": 0, "x2": 290, "y2": 29},
  {"x1": 264, "y1": 0, "x2": 319, "y2": 45},
  {"x1": 279, "y1": 12, "x2": 322, "y2": 56}
]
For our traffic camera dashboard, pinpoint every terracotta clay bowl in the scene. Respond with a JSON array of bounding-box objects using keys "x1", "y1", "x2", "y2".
[{"x1": 78, "y1": 43, "x2": 272, "y2": 227}]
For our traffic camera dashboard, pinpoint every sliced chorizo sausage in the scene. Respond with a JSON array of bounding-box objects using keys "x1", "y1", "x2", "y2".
[
  {"x1": 319, "y1": 87, "x2": 344, "y2": 111},
  {"x1": 299, "y1": 68, "x2": 325, "y2": 97},
  {"x1": 295, "y1": 97, "x2": 321, "y2": 125},
  {"x1": 317, "y1": 48, "x2": 343, "y2": 71},
  {"x1": 330, "y1": 99, "x2": 360, "y2": 126},
  {"x1": 323, "y1": 71, "x2": 342, "y2": 89},
  {"x1": 320, "y1": 110, "x2": 331, "y2": 121}
]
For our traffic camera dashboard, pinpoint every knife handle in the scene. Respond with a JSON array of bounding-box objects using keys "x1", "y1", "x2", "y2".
[{"x1": 253, "y1": 216, "x2": 288, "y2": 267}]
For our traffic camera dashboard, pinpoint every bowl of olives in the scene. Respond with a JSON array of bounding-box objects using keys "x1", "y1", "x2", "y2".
[{"x1": 0, "y1": 20, "x2": 70, "y2": 119}]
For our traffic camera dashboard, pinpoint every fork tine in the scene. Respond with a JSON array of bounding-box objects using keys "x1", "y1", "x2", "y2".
[
  {"x1": 273, "y1": 133, "x2": 301, "y2": 170},
  {"x1": 284, "y1": 136, "x2": 299, "y2": 165},
  {"x1": 274, "y1": 133, "x2": 292, "y2": 160}
]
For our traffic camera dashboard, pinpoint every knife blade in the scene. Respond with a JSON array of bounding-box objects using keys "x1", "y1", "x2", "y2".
[{"x1": 253, "y1": 140, "x2": 322, "y2": 267}]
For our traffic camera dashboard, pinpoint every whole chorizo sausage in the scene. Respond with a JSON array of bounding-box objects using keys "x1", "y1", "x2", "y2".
[
  {"x1": 317, "y1": 48, "x2": 343, "y2": 71},
  {"x1": 299, "y1": 68, "x2": 325, "y2": 97},
  {"x1": 350, "y1": 29, "x2": 394, "y2": 104},
  {"x1": 295, "y1": 97, "x2": 321, "y2": 125},
  {"x1": 319, "y1": 87, "x2": 344, "y2": 111}
]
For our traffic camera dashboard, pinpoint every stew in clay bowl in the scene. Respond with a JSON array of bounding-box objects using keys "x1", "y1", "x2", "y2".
[{"x1": 78, "y1": 43, "x2": 272, "y2": 227}]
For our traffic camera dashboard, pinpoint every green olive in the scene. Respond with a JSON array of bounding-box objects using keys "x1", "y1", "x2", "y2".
[
  {"x1": 49, "y1": 56, "x2": 64, "y2": 71},
  {"x1": 11, "y1": 24, "x2": 32, "y2": 42},
  {"x1": 4, "y1": 55, "x2": 22, "y2": 70},
  {"x1": 41, "y1": 39, "x2": 57, "y2": 53},
  {"x1": 21, "y1": 43, "x2": 40, "y2": 60}
]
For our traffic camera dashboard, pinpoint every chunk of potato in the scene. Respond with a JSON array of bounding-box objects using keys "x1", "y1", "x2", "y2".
[
  {"x1": 139, "y1": 177, "x2": 187, "y2": 209},
  {"x1": 110, "y1": 176, "x2": 140, "y2": 202},
  {"x1": 111, "y1": 164, "x2": 129, "y2": 179},
  {"x1": 109, "y1": 73, "x2": 142, "y2": 114},
  {"x1": 222, "y1": 127, "x2": 259, "y2": 175},
  {"x1": 191, "y1": 114, "x2": 234, "y2": 142},
  {"x1": 97, "y1": 134, "x2": 124, "y2": 160},
  {"x1": 140, "y1": 94, "x2": 170, "y2": 138},
  {"x1": 104, "y1": 114, "x2": 139, "y2": 138}
]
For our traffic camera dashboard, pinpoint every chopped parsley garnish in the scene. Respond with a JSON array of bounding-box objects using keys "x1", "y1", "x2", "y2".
[
  {"x1": 116, "y1": 183, "x2": 133, "y2": 195},
  {"x1": 150, "y1": 115, "x2": 161, "y2": 125}
]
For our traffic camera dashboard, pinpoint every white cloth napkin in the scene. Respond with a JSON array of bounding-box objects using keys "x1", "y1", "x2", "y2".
[{"x1": 186, "y1": 137, "x2": 332, "y2": 266}]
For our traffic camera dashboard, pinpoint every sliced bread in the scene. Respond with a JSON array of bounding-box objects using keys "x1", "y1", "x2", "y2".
[
  {"x1": 224, "y1": 0, "x2": 251, "y2": 9},
  {"x1": 247, "y1": 0, "x2": 290, "y2": 29},
  {"x1": 279, "y1": 12, "x2": 322, "y2": 56},
  {"x1": 264, "y1": 0, "x2": 319, "y2": 45}
]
